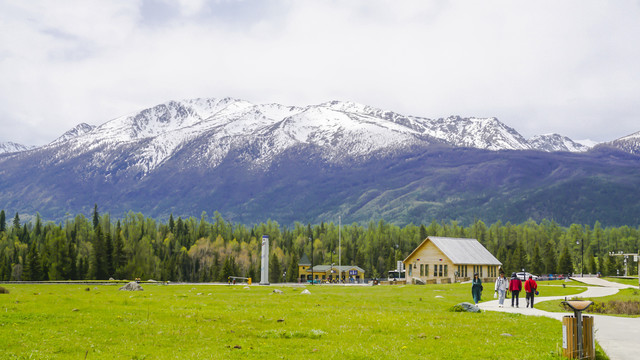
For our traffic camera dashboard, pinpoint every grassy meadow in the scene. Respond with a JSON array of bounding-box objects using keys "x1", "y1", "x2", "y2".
[{"x1": 1, "y1": 282, "x2": 590, "y2": 359}]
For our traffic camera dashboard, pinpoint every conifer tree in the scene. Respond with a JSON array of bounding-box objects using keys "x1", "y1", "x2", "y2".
[
  {"x1": 556, "y1": 246, "x2": 574, "y2": 275},
  {"x1": 269, "y1": 252, "x2": 281, "y2": 283},
  {"x1": 589, "y1": 255, "x2": 597, "y2": 275},
  {"x1": 91, "y1": 225, "x2": 107, "y2": 279},
  {"x1": 92, "y1": 204, "x2": 99, "y2": 230},
  {"x1": 113, "y1": 221, "x2": 126, "y2": 278},
  {"x1": 543, "y1": 241, "x2": 557, "y2": 275},
  {"x1": 0, "y1": 210, "x2": 6, "y2": 233},
  {"x1": 24, "y1": 242, "x2": 42, "y2": 281},
  {"x1": 287, "y1": 253, "x2": 299, "y2": 282},
  {"x1": 105, "y1": 231, "x2": 114, "y2": 277},
  {"x1": 530, "y1": 244, "x2": 543, "y2": 275}
]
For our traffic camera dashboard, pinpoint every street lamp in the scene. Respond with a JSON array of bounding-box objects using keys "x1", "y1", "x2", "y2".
[
  {"x1": 309, "y1": 236, "x2": 314, "y2": 285},
  {"x1": 576, "y1": 239, "x2": 584, "y2": 277}
]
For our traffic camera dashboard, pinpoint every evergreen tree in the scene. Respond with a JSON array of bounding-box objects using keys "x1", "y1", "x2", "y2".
[
  {"x1": 169, "y1": 214, "x2": 175, "y2": 233},
  {"x1": 64, "y1": 239, "x2": 77, "y2": 280},
  {"x1": 221, "y1": 256, "x2": 233, "y2": 282},
  {"x1": 530, "y1": 244, "x2": 543, "y2": 275},
  {"x1": 24, "y1": 242, "x2": 42, "y2": 281},
  {"x1": 104, "y1": 231, "x2": 114, "y2": 277},
  {"x1": 113, "y1": 222, "x2": 126, "y2": 279},
  {"x1": 287, "y1": 253, "x2": 299, "y2": 282},
  {"x1": 0, "y1": 210, "x2": 6, "y2": 233},
  {"x1": 92, "y1": 204, "x2": 99, "y2": 230},
  {"x1": 419, "y1": 224, "x2": 427, "y2": 241},
  {"x1": 269, "y1": 252, "x2": 281, "y2": 283},
  {"x1": 91, "y1": 225, "x2": 108, "y2": 279},
  {"x1": 543, "y1": 241, "x2": 557, "y2": 275},
  {"x1": 556, "y1": 246, "x2": 574, "y2": 275},
  {"x1": 588, "y1": 255, "x2": 597, "y2": 275},
  {"x1": 12, "y1": 212, "x2": 20, "y2": 230}
]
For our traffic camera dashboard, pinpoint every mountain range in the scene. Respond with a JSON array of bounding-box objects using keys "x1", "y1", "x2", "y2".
[{"x1": 1, "y1": 97, "x2": 639, "y2": 226}]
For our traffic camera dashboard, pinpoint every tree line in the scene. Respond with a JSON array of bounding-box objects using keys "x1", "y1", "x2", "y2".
[{"x1": 0, "y1": 207, "x2": 638, "y2": 282}]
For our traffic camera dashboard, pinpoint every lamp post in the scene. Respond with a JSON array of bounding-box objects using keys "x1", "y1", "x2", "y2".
[
  {"x1": 576, "y1": 239, "x2": 584, "y2": 277},
  {"x1": 310, "y1": 236, "x2": 314, "y2": 285}
]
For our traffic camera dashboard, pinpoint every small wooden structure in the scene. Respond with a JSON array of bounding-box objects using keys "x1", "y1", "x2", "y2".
[{"x1": 403, "y1": 236, "x2": 502, "y2": 284}]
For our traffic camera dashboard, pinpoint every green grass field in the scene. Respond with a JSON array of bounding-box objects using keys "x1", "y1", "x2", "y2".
[
  {"x1": 602, "y1": 277, "x2": 640, "y2": 287},
  {"x1": 0, "y1": 283, "x2": 594, "y2": 359}
]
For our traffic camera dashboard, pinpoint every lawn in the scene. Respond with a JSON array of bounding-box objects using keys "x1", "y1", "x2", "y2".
[
  {"x1": 602, "y1": 277, "x2": 640, "y2": 287},
  {"x1": 0, "y1": 283, "x2": 596, "y2": 359},
  {"x1": 536, "y1": 287, "x2": 640, "y2": 317}
]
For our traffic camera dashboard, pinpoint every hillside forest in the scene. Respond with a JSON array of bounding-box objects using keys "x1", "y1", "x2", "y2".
[{"x1": 0, "y1": 206, "x2": 638, "y2": 283}]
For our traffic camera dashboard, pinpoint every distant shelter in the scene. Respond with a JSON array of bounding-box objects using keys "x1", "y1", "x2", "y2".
[{"x1": 298, "y1": 254, "x2": 365, "y2": 283}]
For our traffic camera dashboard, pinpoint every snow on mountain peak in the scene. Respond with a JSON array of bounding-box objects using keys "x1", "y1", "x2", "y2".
[
  {"x1": 35, "y1": 97, "x2": 610, "y2": 176},
  {"x1": 528, "y1": 133, "x2": 591, "y2": 153}
]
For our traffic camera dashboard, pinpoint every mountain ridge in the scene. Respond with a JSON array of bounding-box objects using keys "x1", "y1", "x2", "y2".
[{"x1": 2, "y1": 97, "x2": 639, "y2": 227}]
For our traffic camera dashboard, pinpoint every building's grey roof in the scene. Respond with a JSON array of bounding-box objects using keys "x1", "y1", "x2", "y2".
[
  {"x1": 406, "y1": 237, "x2": 502, "y2": 266},
  {"x1": 310, "y1": 265, "x2": 365, "y2": 273},
  {"x1": 298, "y1": 253, "x2": 311, "y2": 266}
]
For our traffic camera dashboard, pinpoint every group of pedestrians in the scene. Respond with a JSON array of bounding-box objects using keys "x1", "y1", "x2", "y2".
[{"x1": 471, "y1": 271, "x2": 537, "y2": 308}]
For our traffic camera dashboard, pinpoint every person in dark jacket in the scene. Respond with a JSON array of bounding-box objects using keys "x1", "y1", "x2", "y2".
[
  {"x1": 524, "y1": 275, "x2": 538, "y2": 308},
  {"x1": 508, "y1": 272, "x2": 522, "y2": 307},
  {"x1": 471, "y1": 273, "x2": 483, "y2": 305}
]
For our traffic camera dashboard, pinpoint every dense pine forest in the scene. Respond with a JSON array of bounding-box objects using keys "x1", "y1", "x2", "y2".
[{"x1": 0, "y1": 206, "x2": 638, "y2": 283}]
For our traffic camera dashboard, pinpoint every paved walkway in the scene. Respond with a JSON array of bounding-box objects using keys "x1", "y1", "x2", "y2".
[{"x1": 478, "y1": 277, "x2": 639, "y2": 360}]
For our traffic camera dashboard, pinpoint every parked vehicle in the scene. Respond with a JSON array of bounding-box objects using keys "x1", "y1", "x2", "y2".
[{"x1": 516, "y1": 272, "x2": 538, "y2": 280}]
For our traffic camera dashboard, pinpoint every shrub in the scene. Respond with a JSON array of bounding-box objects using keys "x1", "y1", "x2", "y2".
[{"x1": 0, "y1": 286, "x2": 9, "y2": 294}]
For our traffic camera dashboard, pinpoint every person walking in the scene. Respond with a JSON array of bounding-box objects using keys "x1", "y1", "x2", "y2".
[
  {"x1": 471, "y1": 273, "x2": 483, "y2": 305},
  {"x1": 494, "y1": 272, "x2": 508, "y2": 307},
  {"x1": 524, "y1": 275, "x2": 538, "y2": 308},
  {"x1": 509, "y1": 272, "x2": 522, "y2": 308}
]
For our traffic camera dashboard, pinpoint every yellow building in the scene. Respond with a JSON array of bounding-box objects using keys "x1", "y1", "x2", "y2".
[
  {"x1": 403, "y1": 236, "x2": 502, "y2": 284},
  {"x1": 298, "y1": 254, "x2": 365, "y2": 283}
]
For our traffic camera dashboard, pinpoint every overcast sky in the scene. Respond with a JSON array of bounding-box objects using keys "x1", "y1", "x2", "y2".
[{"x1": 1, "y1": 0, "x2": 639, "y2": 146}]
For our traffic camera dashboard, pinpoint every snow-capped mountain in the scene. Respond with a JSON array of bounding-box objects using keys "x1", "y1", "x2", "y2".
[
  {"x1": 528, "y1": 134, "x2": 590, "y2": 152},
  {"x1": 601, "y1": 131, "x2": 640, "y2": 155},
  {"x1": 1, "y1": 97, "x2": 639, "y2": 227},
  {"x1": 31, "y1": 97, "x2": 597, "y2": 176},
  {"x1": 0, "y1": 141, "x2": 33, "y2": 154}
]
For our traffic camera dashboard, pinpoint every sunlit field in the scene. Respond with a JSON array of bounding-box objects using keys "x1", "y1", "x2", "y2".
[{"x1": 0, "y1": 282, "x2": 591, "y2": 359}]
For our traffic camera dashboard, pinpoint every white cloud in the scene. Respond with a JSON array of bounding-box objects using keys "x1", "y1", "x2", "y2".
[{"x1": 1, "y1": 0, "x2": 639, "y2": 145}]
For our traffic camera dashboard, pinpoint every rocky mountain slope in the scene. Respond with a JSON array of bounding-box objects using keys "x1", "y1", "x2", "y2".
[{"x1": 1, "y1": 97, "x2": 638, "y2": 226}]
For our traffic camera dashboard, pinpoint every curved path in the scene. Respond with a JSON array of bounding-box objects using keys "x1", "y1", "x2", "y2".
[{"x1": 478, "y1": 278, "x2": 639, "y2": 360}]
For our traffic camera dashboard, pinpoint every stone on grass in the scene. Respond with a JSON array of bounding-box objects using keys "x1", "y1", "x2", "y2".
[
  {"x1": 119, "y1": 281, "x2": 144, "y2": 291},
  {"x1": 272, "y1": 289, "x2": 284, "y2": 294},
  {"x1": 301, "y1": 289, "x2": 311, "y2": 295},
  {"x1": 412, "y1": 277, "x2": 426, "y2": 285},
  {"x1": 449, "y1": 302, "x2": 481, "y2": 313}
]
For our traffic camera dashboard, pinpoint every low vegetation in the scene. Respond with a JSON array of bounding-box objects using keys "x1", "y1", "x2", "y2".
[
  {"x1": 536, "y1": 288, "x2": 640, "y2": 317},
  {"x1": 0, "y1": 283, "x2": 602, "y2": 359}
]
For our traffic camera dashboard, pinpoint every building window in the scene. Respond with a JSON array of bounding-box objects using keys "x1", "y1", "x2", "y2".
[
  {"x1": 480, "y1": 266, "x2": 483, "y2": 277},
  {"x1": 408, "y1": 265, "x2": 412, "y2": 277},
  {"x1": 439, "y1": 264, "x2": 443, "y2": 277},
  {"x1": 425, "y1": 265, "x2": 429, "y2": 278},
  {"x1": 444, "y1": 265, "x2": 448, "y2": 277},
  {"x1": 433, "y1": 264, "x2": 437, "y2": 277},
  {"x1": 420, "y1": 264, "x2": 424, "y2": 276}
]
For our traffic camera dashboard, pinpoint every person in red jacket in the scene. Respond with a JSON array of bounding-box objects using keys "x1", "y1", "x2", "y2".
[
  {"x1": 524, "y1": 275, "x2": 538, "y2": 308},
  {"x1": 508, "y1": 272, "x2": 522, "y2": 307}
]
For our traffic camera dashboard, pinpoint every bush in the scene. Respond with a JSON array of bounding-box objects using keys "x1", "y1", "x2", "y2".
[{"x1": 0, "y1": 286, "x2": 9, "y2": 294}]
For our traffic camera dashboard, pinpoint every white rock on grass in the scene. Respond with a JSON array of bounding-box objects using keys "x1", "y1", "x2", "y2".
[
  {"x1": 301, "y1": 289, "x2": 311, "y2": 295},
  {"x1": 119, "y1": 281, "x2": 144, "y2": 291}
]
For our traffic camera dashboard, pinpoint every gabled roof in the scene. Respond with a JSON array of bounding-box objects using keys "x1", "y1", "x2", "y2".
[
  {"x1": 404, "y1": 236, "x2": 501, "y2": 266},
  {"x1": 310, "y1": 265, "x2": 365, "y2": 273},
  {"x1": 298, "y1": 253, "x2": 311, "y2": 266}
]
